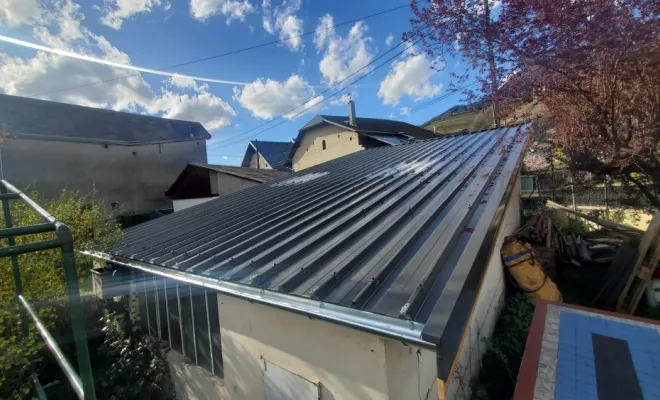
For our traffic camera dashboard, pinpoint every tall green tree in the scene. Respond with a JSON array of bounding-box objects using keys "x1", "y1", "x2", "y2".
[{"x1": 0, "y1": 188, "x2": 121, "y2": 398}]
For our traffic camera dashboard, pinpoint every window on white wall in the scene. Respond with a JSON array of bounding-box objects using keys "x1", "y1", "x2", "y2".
[{"x1": 322, "y1": 140, "x2": 326, "y2": 150}]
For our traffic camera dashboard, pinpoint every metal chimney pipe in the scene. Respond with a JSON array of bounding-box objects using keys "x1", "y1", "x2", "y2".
[{"x1": 348, "y1": 100, "x2": 356, "y2": 126}]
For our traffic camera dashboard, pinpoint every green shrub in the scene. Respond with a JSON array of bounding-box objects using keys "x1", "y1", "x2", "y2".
[
  {"x1": 94, "y1": 299, "x2": 174, "y2": 400},
  {"x1": 0, "y1": 188, "x2": 121, "y2": 398},
  {"x1": 472, "y1": 294, "x2": 535, "y2": 400}
]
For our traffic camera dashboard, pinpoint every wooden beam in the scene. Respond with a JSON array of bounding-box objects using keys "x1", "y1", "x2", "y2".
[
  {"x1": 616, "y1": 212, "x2": 660, "y2": 312},
  {"x1": 545, "y1": 200, "x2": 644, "y2": 236}
]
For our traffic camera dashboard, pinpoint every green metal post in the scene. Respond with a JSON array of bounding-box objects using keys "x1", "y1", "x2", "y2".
[
  {"x1": 31, "y1": 375, "x2": 48, "y2": 400},
  {"x1": 1, "y1": 184, "x2": 22, "y2": 295},
  {"x1": 0, "y1": 184, "x2": 27, "y2": 338},
  {"x1": 56, "y1": 223, "x2": 96, "y2": 400}
]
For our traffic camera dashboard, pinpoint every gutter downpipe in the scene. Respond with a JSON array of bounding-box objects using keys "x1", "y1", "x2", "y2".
[{"x1": 84, "y1": 251, "x2": 434, "y2": 350}]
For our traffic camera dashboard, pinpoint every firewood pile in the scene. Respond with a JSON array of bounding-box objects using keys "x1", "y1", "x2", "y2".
[{"x1": 516, "y1": 212, "x2": 619, "y2": 268}]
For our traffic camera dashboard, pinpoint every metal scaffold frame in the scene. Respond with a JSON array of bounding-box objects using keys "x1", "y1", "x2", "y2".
[{"x1": 0, "y1": 179, "x2": 96, "y2": 400}]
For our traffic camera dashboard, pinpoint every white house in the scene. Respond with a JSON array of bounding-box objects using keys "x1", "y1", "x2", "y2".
[{"x1": 91, "y1": 125, "x2": 528, "y2": 400}]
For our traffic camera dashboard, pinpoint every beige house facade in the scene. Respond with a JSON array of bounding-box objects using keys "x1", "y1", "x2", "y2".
[
  {"x1": 292, "y1": 124, "x2": 364, "y2": 171},
  {"x1": 288, "y1": 101, "x2": 437, "y2": 171}
]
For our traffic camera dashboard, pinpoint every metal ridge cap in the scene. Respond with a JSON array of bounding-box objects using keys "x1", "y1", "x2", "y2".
[{"x1": 83, "y1": 250, "x2": 435, "y2": 349}]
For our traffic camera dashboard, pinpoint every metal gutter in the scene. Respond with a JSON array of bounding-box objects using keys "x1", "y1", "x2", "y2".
[{"x1": 84, "y1": 250, "x2": 435, "y2": 349}]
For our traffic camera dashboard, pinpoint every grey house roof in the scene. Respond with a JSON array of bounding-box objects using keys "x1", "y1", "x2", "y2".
[
  {"x1": 101, "y1": 125, "x2": 528, "y2": 361},
  {"x1": 301, "y1": 115, "x2": 437, "y2": 139},
  {"x1": 192, "y1": 164, "x2": 290, "y2": 182},
  {"x1": 0, "y1": 94, "x2": 211, "y2": 145},
  {"x1": 240, "y1": 140, "x2": 293, "y2": 171},
  {"x1": 166, "y1": 163, "x2": 290, "y2": 199}
]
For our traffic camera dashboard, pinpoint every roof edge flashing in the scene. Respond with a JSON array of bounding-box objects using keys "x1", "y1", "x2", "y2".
[{"x1": 84, "y1": 251, "x2": 434, "y2": 349}]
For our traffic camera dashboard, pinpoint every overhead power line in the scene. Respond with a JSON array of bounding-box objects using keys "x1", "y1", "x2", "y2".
[
  {"x1": 11, "y1": 3, "x2": 410, "y2": 99},
  {"x1": 209, "y1": 88, "x2": 476, "y2": 163},
  {"x1": 209, "y1": 36, "x2": 427, "y2": 151},
  {"x1": 0, "y1": 35, "x2": 250, "y2": 87}
]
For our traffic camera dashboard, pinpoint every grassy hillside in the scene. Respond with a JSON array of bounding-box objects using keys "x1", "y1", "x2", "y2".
[
  {"x1": 424, "y1": 110, "x2": 484, "y2": 134},
  {"x1": 422, "y1": 101, "x2": 546, "y2": 134}
]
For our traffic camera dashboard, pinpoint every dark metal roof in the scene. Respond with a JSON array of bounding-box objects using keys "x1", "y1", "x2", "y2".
[
  {"x1": 0, "y1": 93, "x2": 211, "y2": 145},
  {"x1": 166, "y1": 164, "x2": 290, "y2": 199},
  {"x1": 193, "y1": 164, "x2": 290, "y2": 182},
  {"x1": 240, "y1": 140, "x2": 293, "y2": 171},
  {"x1": 106, "y1": 125, "x2": 528, "y2": 347},
  {"x1": 302, "y1": 115, "x2": 437, "y2": 139}
]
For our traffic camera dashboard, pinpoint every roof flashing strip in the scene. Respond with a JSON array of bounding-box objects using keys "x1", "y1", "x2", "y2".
[{"x1": 84, "y1": 251, "x2": 434, "y2": 349}]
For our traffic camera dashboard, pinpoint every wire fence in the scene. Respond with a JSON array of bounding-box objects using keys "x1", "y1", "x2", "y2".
[{"x1": 520, "y1": 168, "x2": 652, "y2": 228}]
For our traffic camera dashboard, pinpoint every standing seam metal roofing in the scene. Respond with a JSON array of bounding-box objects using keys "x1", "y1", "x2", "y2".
[{"x1": 107, "y1": 125, "x2": 527, "y2": 348}]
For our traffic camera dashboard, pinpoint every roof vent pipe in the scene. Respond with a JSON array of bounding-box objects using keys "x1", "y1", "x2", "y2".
[{"x1": 348, "y1": 99, "x2": 356, "y2": 126}]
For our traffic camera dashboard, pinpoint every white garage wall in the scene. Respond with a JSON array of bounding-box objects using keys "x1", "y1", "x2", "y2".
[
  {"x1": 173, "y1": 197, "x2": 216, "y2": 212},
  {"x1": 217, "y1": 294, "x2": 437, "y2": 400},
  {"x1": 218, "y1": 293, "x2": 389, "y2": 400}
]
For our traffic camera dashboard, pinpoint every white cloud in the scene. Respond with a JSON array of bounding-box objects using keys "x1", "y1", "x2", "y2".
[
  {"x1": 378, "y1": 51, "x2": 442, "y2": 105},
  {"x1": 233, "y1": 74, "x2": 321, "y2": 120},
  {"x1": 32, "y1": 0, "x2": 86, "y2": 50},
  {"x1": 147, "y1": 90, "x2": 236, "y2": 130},
  {"x1": 284, "y1": 95, "x2": 322, "y2": 119},
  {"x1": 222, "y1": 156, "x2": 229, "y2": 159},
  {"x1": 262, "y1": 0, "x2": 303, "y2": 51},
  {"x1": 385, "y1": 34, "x2": 394, "y2": 46},
  {"x1": 190, "y1": 0, "x2": 254, "y2": 23},
  {"x1": 329, "y1": 93, "x2": 351, "y2": 106},
  {"x1": 100, "y1": 0, "x2": 162, "y2": 29},
  {"x1": 167, "y1": 75, "x2": 202, "y2": 90},
  {"x1": 312, "y1": 14, "x2": 333, "y2": 51},
  {"x1": 0, "y1": 1, "x2": 237, "y2": 131},
  {"x1": 0, "y1": 0, "x2": 41, "y2": 27},
  {"x1": 313, "y1": 14, "x2": 375, "y2": 86},
  {"x1": 400, "y1": 106, "x2": 410, "y2": 116}
]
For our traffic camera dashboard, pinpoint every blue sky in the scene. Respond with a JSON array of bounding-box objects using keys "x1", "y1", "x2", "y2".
[{"x1": 0, "y1": 0, "x2": 466, "y2": 166}]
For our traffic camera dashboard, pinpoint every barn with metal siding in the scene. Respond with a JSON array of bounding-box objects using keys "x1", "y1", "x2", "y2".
[{"x1": 91, "y1": 124, "x2": 528, "y2": 400}]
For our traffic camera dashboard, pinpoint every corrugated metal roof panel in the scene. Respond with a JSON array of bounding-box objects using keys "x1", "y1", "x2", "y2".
[{"x1": 108, "y1": 125, "x2": 527, "y2": 336}]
